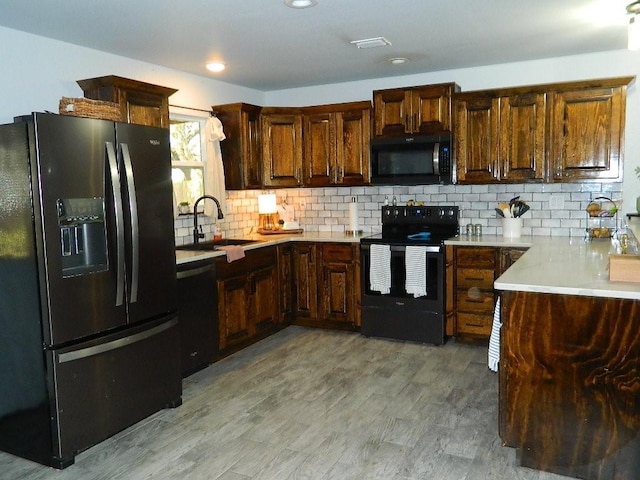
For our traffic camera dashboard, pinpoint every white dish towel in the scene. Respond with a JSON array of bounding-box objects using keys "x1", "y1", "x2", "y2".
[
  {"x1": 488, "y1": 296, "x2": 502, "y2": 372},
  {"x1": 369, "y1": 244, "x2": 391, "y2": 294},
  {"x1": 405, "y1": 246, "x2": 427, "y2": 298}
]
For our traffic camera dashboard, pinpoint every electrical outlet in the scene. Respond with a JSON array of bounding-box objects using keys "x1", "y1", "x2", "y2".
[
  {"x1": 299, "y1": 200, "x2": 306, "y2": 209},
  {"x1": 549, "y1": 195, "x2": 564, "y2": 210}
]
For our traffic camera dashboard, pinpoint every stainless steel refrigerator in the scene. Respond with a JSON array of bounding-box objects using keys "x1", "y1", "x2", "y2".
[{"x1": 0, "y1": 113, "x2": 181, "y2": 468}]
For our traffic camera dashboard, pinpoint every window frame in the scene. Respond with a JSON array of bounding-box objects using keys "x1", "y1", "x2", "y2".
[{"x1": 169, "y1": 113, "x2": 209, "y2": 214}]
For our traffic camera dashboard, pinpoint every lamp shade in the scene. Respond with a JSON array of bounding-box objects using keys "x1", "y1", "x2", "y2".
[{"x1": 258, "y1": 194, "x2": 277, "y2": 214}]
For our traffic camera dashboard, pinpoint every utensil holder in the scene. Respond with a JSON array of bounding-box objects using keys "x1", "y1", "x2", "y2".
[{"x1": 502, "y1": 218, "x2": 522, "y2": 238}]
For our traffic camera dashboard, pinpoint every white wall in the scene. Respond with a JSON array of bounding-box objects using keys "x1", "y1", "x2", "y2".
[{"x1": 0, "y1": 26, "x2": 265, "y2": 124}]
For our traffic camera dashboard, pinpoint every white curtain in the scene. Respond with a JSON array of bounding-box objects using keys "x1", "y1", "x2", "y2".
[{"x1": 204, "y1": 116, "x2": 227, "y2": 217}]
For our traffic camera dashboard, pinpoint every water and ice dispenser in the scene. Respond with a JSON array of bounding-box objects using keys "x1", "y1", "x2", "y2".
[{"x1": 57, "y1": 198, "x2": 108, "y2": 277}]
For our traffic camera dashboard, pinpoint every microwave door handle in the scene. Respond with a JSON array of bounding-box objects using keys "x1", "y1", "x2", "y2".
[{"x1": 433, "y1": 142, "x2": 440, "y2": 176}]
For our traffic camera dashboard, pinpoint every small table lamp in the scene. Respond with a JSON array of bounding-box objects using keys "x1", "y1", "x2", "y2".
[{"x1": 258, "y1": 194, "x2": 278, "y2": 230}]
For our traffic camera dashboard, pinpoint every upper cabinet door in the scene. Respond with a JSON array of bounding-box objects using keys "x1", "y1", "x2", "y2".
[
  {"x1": 303, "y1": 112, "x2": 336, "y2": 187},
  {"x1": 214, "y1": 103, "x2": 262, "y2": 190},
  {"x1": 261, "y1": 111, "x2": 303, "y2": 187},
  {"x1": 454, "y1": 94, "x2": 500, "y2": 184},
  {"x1": 335, "y1": 106, "x2": 371, "y2": 185},
  {"x1": 549, "y1": 86, "x2": 626, "y2": 182},
  {"x1": 412, "y1": 83, "x2": 458, "y2": 135},
  {"x1": 499, "y1": 93, "x2": 546, "y2": 183},
  {"x1": 373, "y1": 83, "x2": 459, "y2": 137},
  {"x1": 373, "y1": 88, "x2": 411, "y2": 136}
]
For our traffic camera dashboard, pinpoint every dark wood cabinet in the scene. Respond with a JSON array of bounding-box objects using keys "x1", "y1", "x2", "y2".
[
  {"x1": 292, "y1": 242, "x2": 360, "y2": 329},
  {"x1": 454, "y1": 94, "x2": 499, "y2": 184},
  {"x1": 454, "y1": 76, "x2": 632, "y2": 185},
  {"x1": 373, "y1": 83, "x2": 459, "y2": 137},
  {"x1": 450, "y1": 245, "x2": 528, "y2": 342},
  {"x1": 455, "y1": 91, "x2": 545, "y2": 184},
  {"x1": 213, "y1": 103, "x2": 262, "y2": 190},
  {"x1": 277, "y1": 243, "x2": 294, "y2": 325},
  {"x1": 302, "y1": 102, "x2": 371, "y2": 187},
  {"x1": 216, "y1": 247, "x2": 278, "y2": 353},
  {"x1": 292, "y1": 243, "x2": 318, "y2": 322},
  {"x1": 453, "y1": 246, "x2": 497, "y2": 341},
  {"x1": 261, "y1": 108, "x2": 304, "y2": 187},
  {"x1": 548, "y1": 81, "x2": 629, "y2": 182},
  {"x1": 77, "y1": 75, "x2": 177, "y2": 128},
  {"x1": 318, "y1": 243, "x2": 358, "y2": 328}
]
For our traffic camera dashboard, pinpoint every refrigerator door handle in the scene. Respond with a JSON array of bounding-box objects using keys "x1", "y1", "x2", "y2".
[
  {"x1": 120, "y1": 143, "x2": 139, "y2": 303},
  {"x1": 106, "y1": 142, "x2": 126, "y2": 306},
  {"x1": 57, "y1": 318, "x2": 178, "y2": 363}
]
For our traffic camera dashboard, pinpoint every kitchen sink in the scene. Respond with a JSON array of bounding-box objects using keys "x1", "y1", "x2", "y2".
[{"x1": 176, "y1": 239, "x2": 262, "y2": 251}]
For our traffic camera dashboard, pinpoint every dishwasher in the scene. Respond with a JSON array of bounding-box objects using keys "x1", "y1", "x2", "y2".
[{"x1": 176, "y1": 258, "x2": 218, "y2": 377}]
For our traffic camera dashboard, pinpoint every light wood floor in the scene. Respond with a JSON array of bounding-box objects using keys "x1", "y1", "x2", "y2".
[{"x1": 1, "y1": 326, "x2": 574, "y2": 480}]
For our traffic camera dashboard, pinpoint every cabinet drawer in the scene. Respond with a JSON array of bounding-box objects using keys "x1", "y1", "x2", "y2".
[
  {"x1": 456, "y1": 288, "x2": 494, "y2": 313},
  {"x1": 456, "y1": 247, "x2": 496, "y2": 268},
  {"x1": 456, "y1": 268, "x2": 494, "y2": 289},
  {"x1": 457, "y1": 312, "x2": 493, "y2": 336},
  {"x1": 321, "y1": 243, "x2": 353, "y2": 262}
]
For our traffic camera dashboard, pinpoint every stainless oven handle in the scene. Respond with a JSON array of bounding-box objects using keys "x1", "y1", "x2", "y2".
[
  {"x1": 361, "y1": 244, "x2": 441, "y2": 253},
  {"x1": 433, "y1": 142, "x2": 440, "y2": 176}
]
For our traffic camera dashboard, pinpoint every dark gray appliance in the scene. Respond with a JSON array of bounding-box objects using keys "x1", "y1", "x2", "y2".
[
  {"x1": 360, "y1": 205, "x2": 459, "y2": 345},
  {"x1": 0, "y1": 113, "x2": 181, "y2": 469},
  {"x1": 177, "y1": 258, "x2": 218, "y2": 377},
  {"x1": 370, "y1": 134, "x2": 454, "y2": 185}
]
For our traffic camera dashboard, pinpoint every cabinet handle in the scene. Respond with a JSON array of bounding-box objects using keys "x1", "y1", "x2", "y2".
[{"x1": 464, "y1": 276, "x2": 485, "y2": 281}]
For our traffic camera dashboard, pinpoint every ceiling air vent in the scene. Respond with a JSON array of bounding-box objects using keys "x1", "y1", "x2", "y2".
[{"x1": 350, "y1": 37, "x2": 391, "y2": 49}]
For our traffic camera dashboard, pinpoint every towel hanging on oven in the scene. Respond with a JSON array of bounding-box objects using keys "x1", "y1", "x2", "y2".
[
  {"x1": 405, "y1": 246, "x2": 427, "y2": 298},
  {"x1": 369, "y1": 244, "x2": 391, "y2": 294}
]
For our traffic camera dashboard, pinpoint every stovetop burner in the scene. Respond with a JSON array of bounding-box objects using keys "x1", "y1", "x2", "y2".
[{"x1": 361, "y1": 205, "x2": 459, "y2": 246}]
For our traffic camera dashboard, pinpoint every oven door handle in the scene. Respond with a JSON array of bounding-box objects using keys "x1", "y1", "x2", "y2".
[{"x1": 360, "y1": 244, "x2": 441, "y2": 253}]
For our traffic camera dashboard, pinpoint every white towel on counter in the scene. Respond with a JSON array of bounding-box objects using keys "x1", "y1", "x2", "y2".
[
  {"x1": 405, "y1": 246, "x2": 427, "y2": 298},
  {"x1": 488, "y1": 296, "x2": 502, "y2": 372},
  {"x1": 369, "y1": 244, "x2": 391, "y2": 294}
]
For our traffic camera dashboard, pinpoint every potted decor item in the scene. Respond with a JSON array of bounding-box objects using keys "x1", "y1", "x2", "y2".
[{"x1": 178, "y1": 201, "x2": 191, "y2": 215}]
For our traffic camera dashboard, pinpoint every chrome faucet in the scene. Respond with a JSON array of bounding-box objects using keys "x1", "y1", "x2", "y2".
[{"x1": 193, "y1": 195, "x2": 224, "y2": 244}]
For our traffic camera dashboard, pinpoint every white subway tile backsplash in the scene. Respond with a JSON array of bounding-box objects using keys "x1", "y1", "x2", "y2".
[{"x1": 173, "y1": 183, "x2": 624, "y2": 244}]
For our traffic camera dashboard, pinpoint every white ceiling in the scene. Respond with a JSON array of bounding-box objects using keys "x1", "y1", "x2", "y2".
[{"x1": 0, "y1": 0, "x2": 632, "y2": 91}]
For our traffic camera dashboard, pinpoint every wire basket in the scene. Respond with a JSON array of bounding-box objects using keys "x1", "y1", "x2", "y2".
[
  {"x1": 585, "y1": 196, "x2": 618, "y2": 239},
  {"x1": 59, "y1": 97, "x2": 122, "y2": 122}
]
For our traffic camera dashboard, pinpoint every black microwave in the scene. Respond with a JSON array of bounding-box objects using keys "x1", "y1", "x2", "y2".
[{"x1": 370, "y1": 134, "x2": 454, "y2": 185}]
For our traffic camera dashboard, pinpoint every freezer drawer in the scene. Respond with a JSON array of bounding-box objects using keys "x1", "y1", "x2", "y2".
[{"x1": 49, "y1": 316, "x2": 182, "y2": 468}]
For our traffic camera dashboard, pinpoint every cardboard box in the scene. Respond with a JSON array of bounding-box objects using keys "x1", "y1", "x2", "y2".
[{"x1": 609, "y1": 254, "x2": 640, "y2": 283}]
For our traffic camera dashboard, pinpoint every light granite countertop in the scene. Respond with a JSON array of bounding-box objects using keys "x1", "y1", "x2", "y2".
[
  {"x1": 176, "y1": 231, "x2": 364, "y2": 265},
  {"x1": 466, "y1": 235, "x2": 640, "y2": 300}
]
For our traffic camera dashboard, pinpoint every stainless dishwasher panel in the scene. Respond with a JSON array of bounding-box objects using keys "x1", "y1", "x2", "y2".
[{"x1": 176, "y1": 259, "x2": 218, "y2": 376}]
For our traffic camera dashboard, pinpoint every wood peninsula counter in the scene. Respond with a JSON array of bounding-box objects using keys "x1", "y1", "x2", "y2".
[{"x1": 494, "y1": 237, "x2": 640, "y2": 480}]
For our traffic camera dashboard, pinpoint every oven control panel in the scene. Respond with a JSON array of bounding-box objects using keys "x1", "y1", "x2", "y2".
[{"x1": 382, "y1": 205, "x2": 459, "y2": 225}]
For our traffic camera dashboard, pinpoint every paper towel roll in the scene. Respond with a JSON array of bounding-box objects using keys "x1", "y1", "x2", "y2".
[{"x1": 348, "y1": 200, "x2": 359, "y2": 233}]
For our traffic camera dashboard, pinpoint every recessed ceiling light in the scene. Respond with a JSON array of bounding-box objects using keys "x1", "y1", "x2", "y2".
[
  {"x1": 389, "y1": 57, "x2": 409, "y2": 65},
  {"x1": 206, "y1": 62, "x2": 226, "y2": 73},
  {"x1": 284, "y1": 0, "x2": 318, "y2": 8},
  {"x1": 350, "y1": 37, "x2": 391, "y2": 49}
]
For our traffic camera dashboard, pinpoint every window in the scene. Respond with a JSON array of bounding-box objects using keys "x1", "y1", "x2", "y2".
[{"x1": 170, "y1": 115, "x2": 207, "y2": 210}]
